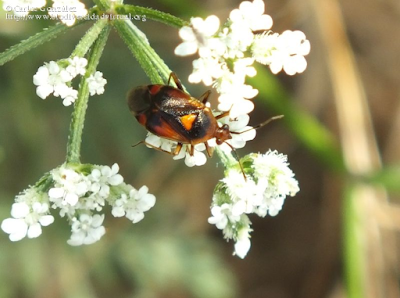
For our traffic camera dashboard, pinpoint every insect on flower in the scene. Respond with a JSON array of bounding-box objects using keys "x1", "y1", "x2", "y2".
[{"x1": 127, "y1": 72, "x2": 282, "y2": 176}]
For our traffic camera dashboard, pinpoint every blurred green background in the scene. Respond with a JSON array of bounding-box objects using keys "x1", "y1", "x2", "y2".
[{"x1": 1, "y1": 0, "x2": 400, "y2": 297}]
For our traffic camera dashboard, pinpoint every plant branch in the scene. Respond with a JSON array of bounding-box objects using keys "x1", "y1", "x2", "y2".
[
  {"x1": 114, "y1": 5, "x2": 187, "y2": 28},
  {"x1": 71, "y1": 19, "x2": 109, "y2": 58},
  {"x1": 66, "y1": 25, "x2": 111, "y2": 163},
  {"x1": 0, "y1": 23, "x2": 83, "y2": 66},
  {"x1": 112, "y1": 19, "x2": 172, "y2": 85}
]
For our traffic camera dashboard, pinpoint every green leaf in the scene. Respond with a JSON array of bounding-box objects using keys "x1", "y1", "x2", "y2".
[
  {"x1": 115, "y1": 5, "x2": 188, "y2": 28},
  {"x1": 366, "y1": 166, "x2": 400, "y2": 193},
  {"x1": 112, "y1": 19, "x2": 172, "y2": 85},
  {"x1": 0, "y1": 22, "x2": 84, "y2": 66},
  {"x1": 92, "y1": 0, "x2": 112, "y2": 10}
]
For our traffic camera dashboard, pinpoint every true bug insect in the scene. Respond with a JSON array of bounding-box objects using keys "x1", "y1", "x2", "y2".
[{"x1": 127, "y1": 72, "x2": 282, "y2": 173}]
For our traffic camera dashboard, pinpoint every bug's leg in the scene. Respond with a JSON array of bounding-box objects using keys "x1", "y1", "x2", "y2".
[
  {"x1": 189, "y1": 144, "x2": 195, "y2": 156},
  {"x1": 204, "y1": 142, "x2": 214, "y2": 157},
  {"x1": 215, "y1": 111, "x2": 231, "y2": 120},
  {"x1": 133, "y1": 140, "x2": 183, "y2": 156},
  {"x1": 172, "y1": 143, "x2": 183, "y2": 156},
  {"x1": 168, "y1": 72, "x2": 184, "y2": 91},
  {"x1": 198, "y1": 90, "x2": 211, "y2": 104}
]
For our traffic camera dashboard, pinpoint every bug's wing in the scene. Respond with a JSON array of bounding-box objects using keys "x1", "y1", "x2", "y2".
[
  {"x1": 145, "y1": 109, "x2": 192, "y2": 143},
  {"x1": 159, "y1": 99, "x2": 204, "y2": 116},
  {"x1": 155, "y1": 87, "x2": 204, "y2": 117}
]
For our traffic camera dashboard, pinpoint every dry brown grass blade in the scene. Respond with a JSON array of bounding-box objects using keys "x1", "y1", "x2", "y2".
[{"x1": 308, "y1": 0, "x2": 398, "y2": 297}]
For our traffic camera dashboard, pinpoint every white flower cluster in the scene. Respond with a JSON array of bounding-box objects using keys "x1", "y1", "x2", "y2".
[
  {"x1": 2, "y1": 0, "x2": 88, "y2": 26},
  {"x1": 1, "y1": 163, "x2": 156, "y2": 246},
  {"x1": 33, "y1": 57, "x2": 107, "y2": 106},
  {"x1": 175, "y1": 0, "x2": 310, "y2": 117},
  {"x1": 141, "y1": 0, "x2": 309, "y2": 168},
  {"x1": 1, "y1": 188, "x2": 54, "y2": 241},
  {"x1": 208, "y1": 150, "x2": 299, "y2": 258},
  {"x1": 144, "y1": 114, "x2": 256, "y2": 167}
]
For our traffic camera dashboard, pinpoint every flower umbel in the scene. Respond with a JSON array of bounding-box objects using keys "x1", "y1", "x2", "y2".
[
  {"x1": 2, "y1": 163, "x2": 156, "y2": 246},
  {"x1": 112, "y1": 185, "x2": 156, "y2": 223},
  {"x1": 33, "y1": 58, "x2": 107, "y2": 106},
  {"x1": 87, "y1": 71, "x2": 107, "y2": 96},
  {"x1": 175, "y1": 0, "x2": 310, "y2": 117},
  {"x1": 209, "y1": 150, "x2": 299, "y2": 258}
]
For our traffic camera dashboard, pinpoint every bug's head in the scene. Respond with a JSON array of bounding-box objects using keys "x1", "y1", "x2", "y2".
[
  {"x1": 127, "y1": 86, "x2": 152, "y2": 116},
  {"x1": 215, "y1": 124, "x2": 232, "y2": 145}
]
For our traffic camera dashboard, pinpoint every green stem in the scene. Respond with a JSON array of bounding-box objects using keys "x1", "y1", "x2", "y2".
[
  {"x1": 92, "y1": 0, "x2": 112, "y2": 10},
  {"x1": 66, "y1": 25, "x2": 111, "y2": 164},
  {"x1": 113, "y1": 19, "x2": 172, "y2": 84},
  {"x1": 215, "y1": 147, "x2": 238, "y2": 170},
  {"x1": 343, "y1": 185, "x2": 366, "y2": 298},
  {"x1": 71, "y1": 19, "x2": 109, "y2": 58},
  {"x1": 115, "y1": 5, "x2": 188, "y2": 28},
  {"x1": 248, "y1": 66, "x2": 345, "y2": 173}
]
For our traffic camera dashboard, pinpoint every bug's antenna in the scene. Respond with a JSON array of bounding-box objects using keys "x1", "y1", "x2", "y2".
[
  {"x1": 132, "y1": 140, "x2": 145, "y2": 148},
  {"x1": 231, "y1": 115, "x2": 284, "y2": 135},
  {"x1": 223, "y1": 142, "x2": 247, "y2": 181}
]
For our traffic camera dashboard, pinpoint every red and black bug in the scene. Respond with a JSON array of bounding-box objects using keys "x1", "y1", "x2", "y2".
[{"x1": 127, "y1": 72, "x2": 282, "y2": 169}]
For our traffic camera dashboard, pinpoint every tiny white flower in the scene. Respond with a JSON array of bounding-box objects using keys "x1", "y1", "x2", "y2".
[
  {"x1": 1, "y1": 218, "x2": 29, "y2": 241},
  {"x1": 81, "y1": 194, "x2": 105, "y2": 212},
  {"x1": 173, "y1": 144, "x2": 207, "y2": 167},
  {"x1": 217, "y1": 114, "x2": 256, "y2": 149},
  {"x1": 33, "y1": 61, "x2": 73, "y2": 100},
  {"x1": 112, "y1": 186, "x2": 156, "y2": 223},
  {"x1": 1, "y1": 201, "x2": 54, "y2": 241},
  {"x1": 188, "y1": 57, "x2": 224, "y2": 86},
  {"x1": 62, "y1": 86, "x2": 78, "y2": 106},
  {"x1": 145, "y1": 133, "x2": 175, "y2": 152},
  {"x1": 88, "y1": 164, "x2": 124, "y2": 199},
  {"x1": 223, "y1": 170, "x2": 264, "y2": 214},
  {"x1": 49, "y1": 167, "x2": 89, "y2": 208},
  {"x1": 87, "y1": 71, "x2": 107, "y2": 96},
  {"x1": 234, "y1": 226, "x2": 252, "y2": 259},
  {"x1": 49, "y1": 0, "x2": 88, "y2": 27},
  {"x1": 144, "y1": 134, "x2": 208, "y2": 167},
  {"x1": 252, "y1": 30, "x2": 310, "y2": 75},
  {"x1": 175, "y1": 15, "x2": 221, "y2": 56},
  {"x1": 234, "y1": 58, "x2": 257, "y2": 78},
  {"x1": 66, "y1": 57, "x2": 88, "y2": 77},
  {"x1": 208, "y1": 203, "x2": 240, "y2": 230},
  {"x1": 67, "y1": 213, "x2": 105, "y2": 246},
  {"x1": 220, "y1": 25, "x2": 254, "y2": 59},
  {"x1": 229, "y1": 0, "x2": 273, "y2": 32},
  {"x1": 252, "y1": 150, "x2": 299, "y2": 216},
  {"x1": 214, "y1": 69, "x2": 258, "y2": 118}
]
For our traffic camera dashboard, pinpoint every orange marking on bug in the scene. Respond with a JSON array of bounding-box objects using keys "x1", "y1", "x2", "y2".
[
  {"x1": 149, "y1": 85, "x2": 161, "y2": 95},
  {"x1": 180, "y1": 114, "x2": 197, "y2": 131}
]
